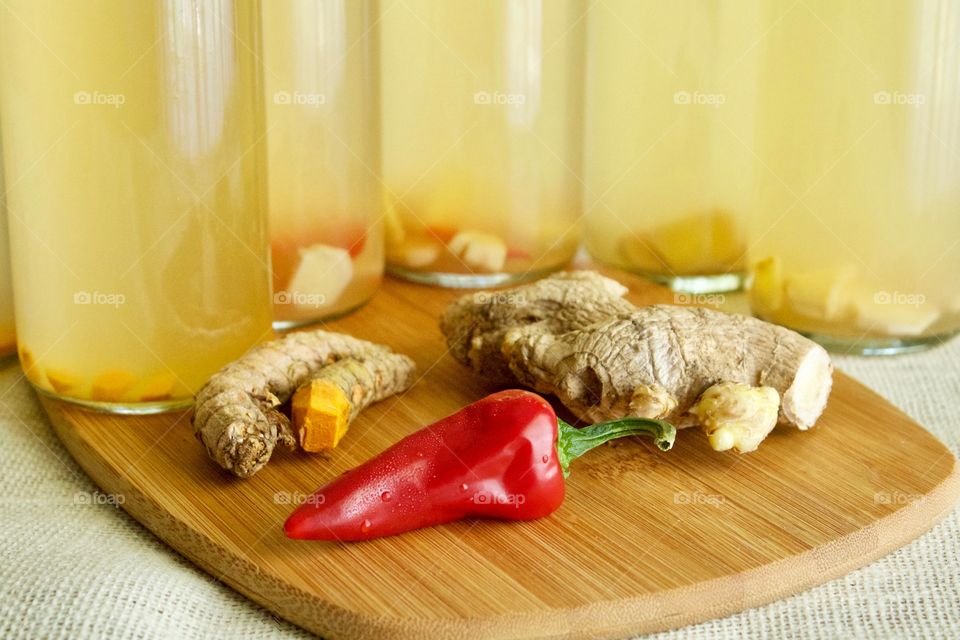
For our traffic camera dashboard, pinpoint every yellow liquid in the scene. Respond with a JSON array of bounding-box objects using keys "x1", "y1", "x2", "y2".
[
  {"x1": 0, "y1": 0, "x2": 273, "y2": 407},
  {"x1": 748, "y1": 0, "x2": 960, "y2": 345},
  {"x1": 584, "y1": 1, "x2": 760, "y2": 286},
  {"x1": 0, "y1": 145, "x2": 14, "y2": 356},
  {"x1": 262, "y1": 0, "x2": 383, "y2": 326},
  {"x1": 379, "y1": 0, "x2": 584, "y2": 282}
]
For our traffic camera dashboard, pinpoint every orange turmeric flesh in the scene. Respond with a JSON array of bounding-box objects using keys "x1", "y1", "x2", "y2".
[{"x1": 292, "y1": 379, "x2": 352, "y2": 452}]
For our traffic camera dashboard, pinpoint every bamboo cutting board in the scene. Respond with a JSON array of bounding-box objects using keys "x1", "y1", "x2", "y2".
[{"x1": 42, "y1": 270, "x2": 960, "y2": 640}]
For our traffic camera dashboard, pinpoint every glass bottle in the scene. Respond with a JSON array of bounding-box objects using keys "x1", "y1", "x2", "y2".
[
  {"x1": 0, "y1": 0, "x2": 273, "y2": 411},
  {"x1": 583, "y1": 0, "x2": 761, "y2": 294},
  {"x1": 263, "y1": 0, "x2": 384, "y2": 327},
  {"x1": 0, "y1": 140, "x2": 13, "y2": 358},
  {"x1": 748, "y1": 0, "x2": 960, "y2": 354},
  {"x1": 379, "y1": 0, "x2": 585, "y2": 287}
]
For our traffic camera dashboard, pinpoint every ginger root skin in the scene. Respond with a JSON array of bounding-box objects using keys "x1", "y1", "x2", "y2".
[
  {"x1": 440, "y1": 271, "x2": 833, "y2": 450},
  {"x1": 193, "y1": 331, "x2": 415, "y2": 478},
  {"x1": 504, "y1": 305, "x2": 832, "y2": 430},
  {"x1": 439, "y1": 271, "x2": 634, "y2": 383}
]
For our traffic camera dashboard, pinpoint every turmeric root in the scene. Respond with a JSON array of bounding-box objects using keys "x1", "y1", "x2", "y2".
[
  {"x1": 193, "y1": 331, "x2": 415, "y2": 477},
  {"x1": 440, "y1": 271, "x2": 833, "y2": 452},
  {"x1": 292, "y1": 355, "x2": 413, "y2": 452}
]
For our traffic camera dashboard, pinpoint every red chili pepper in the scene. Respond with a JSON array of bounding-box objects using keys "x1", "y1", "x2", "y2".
[{"x1": 284, "y1": 390, "x2": 675, "y2": 541}]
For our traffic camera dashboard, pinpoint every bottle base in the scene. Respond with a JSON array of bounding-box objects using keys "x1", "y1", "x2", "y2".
[
  {"x1": 629, "y1": 270, "x2": 744, "y2": 295},
  {"x1": 798, "y1": 330, "x2": 959, "y2": 356},
  {"x1": 32, "y1": 385, "x2": 193, "y2": 414},
  {"x1": 638, "y1": 271, "x2": 746, "y2": 294},
  {"x1": 272, "y1": 297, "x2": 374, "y2": 332},
  {"x1": 588, "y1": 254, "x2": 744, "y2": 294},
  {"x1": 386, "y1": 264, "x2": 568, "y2": 289}
]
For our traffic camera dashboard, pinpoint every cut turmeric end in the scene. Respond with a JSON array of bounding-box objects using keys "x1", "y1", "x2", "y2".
[
  {"x1": 91, "y1": 370, "x2": 136, "y2": 402},
  {"x1": 292, "y1": 379, "x2": 352, "y2": 452}
]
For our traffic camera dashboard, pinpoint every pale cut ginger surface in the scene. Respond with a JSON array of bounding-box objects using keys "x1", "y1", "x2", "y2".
[
  {"x1": 441, "y1": 271, "x2": 833, "y2": 452},
  {"x1": 689, "y1": 382, "x2": 780, "y2": 453}
]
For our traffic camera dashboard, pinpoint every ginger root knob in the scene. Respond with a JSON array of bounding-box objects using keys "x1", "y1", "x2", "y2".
[{"x1": 689, "y1": 382, "x2": 780, "y2": 453}]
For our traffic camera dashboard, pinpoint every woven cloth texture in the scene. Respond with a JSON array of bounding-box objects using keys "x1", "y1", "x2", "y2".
[{"x1": 1, "y1": 338, "x2": 958, "y2": 640}]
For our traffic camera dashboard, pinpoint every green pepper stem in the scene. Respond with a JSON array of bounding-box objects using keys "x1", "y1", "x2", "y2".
[{"x1": 556, "y1": 416, "x2": 676, "y2": 477}]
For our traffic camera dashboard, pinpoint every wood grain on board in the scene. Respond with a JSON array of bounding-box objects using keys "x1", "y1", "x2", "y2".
[{"x1": 43, "y1": 270, "x2": 960, "y2": 640}]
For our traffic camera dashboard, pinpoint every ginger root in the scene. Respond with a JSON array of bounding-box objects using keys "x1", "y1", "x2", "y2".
[
  {"x1": 193, "y1": 331, "x2": 415, "y2": 477},
  {"x1": 440, "y1": 271, "x2": 634, "y2": 383},
  {"x1": 440, "y1": 271, "x2": 833, "y2": 452}
]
